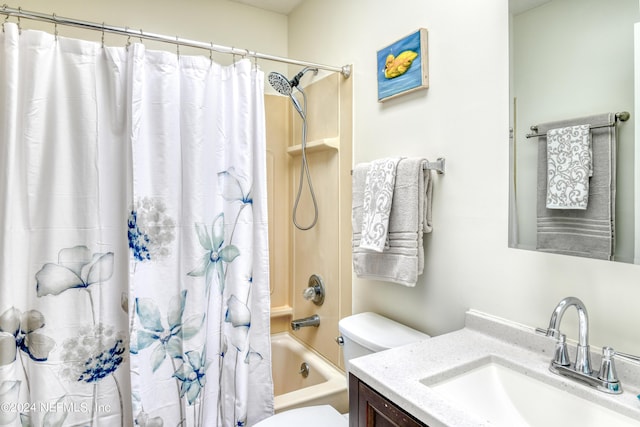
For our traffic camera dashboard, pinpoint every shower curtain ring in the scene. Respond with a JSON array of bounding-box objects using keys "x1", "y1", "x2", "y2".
[
  {"x1": 16, "y1": 6, "x2": 21, "y2": 34},
  {"x1": 101, "y1": 22, "x2": 105, "y2": 48},
  {"x1": 209, "y1": 42, "x2": 213, "y2": 63},
  {"x1": 52, "y1": 13, "x2": 58, "y2": 40},
  {"x1": 176, "y1": 36, "x2": 180, "y2": 59},
  {"x1": 125, "y1": 26, "x2": 131, "y2": 50},
  {"x1": 139, "y1": 28, "x2": 143, "y2": 44},
  {"x1": 2, "y1": 5, "x2": 8, "y2": 33}
]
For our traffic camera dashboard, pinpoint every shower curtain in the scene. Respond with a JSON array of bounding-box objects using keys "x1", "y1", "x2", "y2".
[{"x1": 0, "y1": 22, "x2": 273, "y2": 427}]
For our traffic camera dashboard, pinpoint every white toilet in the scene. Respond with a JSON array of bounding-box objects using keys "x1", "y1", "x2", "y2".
[{"x1": 255, "y1": 312, "x2": 429, "y2": 426}]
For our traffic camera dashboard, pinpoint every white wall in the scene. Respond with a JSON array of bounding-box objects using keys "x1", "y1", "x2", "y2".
[{"x1": 290, "y1": 0, "x2": 640, "y2": 355}]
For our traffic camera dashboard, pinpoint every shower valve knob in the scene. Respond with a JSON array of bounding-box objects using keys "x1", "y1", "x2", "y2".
[
  {"x1": 303, "y1": 287, "x2": 317, "y2": 300},
  {"x1": 303, "y1": 274, "x2": 325, "y2": 306}
]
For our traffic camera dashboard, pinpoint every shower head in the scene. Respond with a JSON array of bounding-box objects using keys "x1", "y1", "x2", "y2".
[
  {"x1": 267, "y1": 67, "x2": 318, "y2": 96},
  {"x1": 269, "y1": 67, "x2": 320, "y2": 230},
  {"x1": 268, "y1": 72, "x2": 294, "y2": 96}
]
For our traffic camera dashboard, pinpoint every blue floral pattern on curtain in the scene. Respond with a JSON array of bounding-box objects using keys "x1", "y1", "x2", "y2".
[{"x1": 0, "y1": 22, "x2": 273, "y2": 427}]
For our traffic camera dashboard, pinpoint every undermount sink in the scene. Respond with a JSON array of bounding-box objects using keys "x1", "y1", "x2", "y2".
[{"x1": 421, "y1": 357, "x2": 640, "y2": 427}]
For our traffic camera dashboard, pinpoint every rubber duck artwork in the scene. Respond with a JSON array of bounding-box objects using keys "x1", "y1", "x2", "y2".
[{"x1": 384, "y1": 50, "x2": 418, "y2": 79}]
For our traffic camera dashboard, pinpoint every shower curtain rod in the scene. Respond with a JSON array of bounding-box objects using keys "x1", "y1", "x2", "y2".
[{"x1": 0, "y1": 5, "x2": 352, "y2": 78}]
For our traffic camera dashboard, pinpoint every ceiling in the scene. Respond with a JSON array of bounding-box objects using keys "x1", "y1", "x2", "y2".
[{"x1": 229, "y1": 0, "x2": 305, "y2": 15}]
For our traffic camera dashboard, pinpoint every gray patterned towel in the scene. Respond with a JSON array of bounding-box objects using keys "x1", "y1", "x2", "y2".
[
  {"x1": 546, "y1": 124, "x2": 591, "y2": 209},
  {"x1": 359, "y1": 157, "x2": 402, "y2": 252}
]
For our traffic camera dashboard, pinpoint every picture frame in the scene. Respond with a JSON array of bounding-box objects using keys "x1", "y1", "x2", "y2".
[{"x1": 376, "y1": 28, "x2": 429, "y2": 102}]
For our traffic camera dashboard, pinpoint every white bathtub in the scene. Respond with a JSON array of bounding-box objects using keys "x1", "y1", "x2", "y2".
[{"x1": 271, "y1": 332, "x2": 348, "y2": 414}]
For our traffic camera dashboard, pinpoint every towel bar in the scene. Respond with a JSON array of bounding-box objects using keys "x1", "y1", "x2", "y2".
[
  {"x1": 350, "y1": 157, "x2": 445, "y2": 175},
  {"x1": 526, "y1": 111, "x2": 630, "y2": 139}
]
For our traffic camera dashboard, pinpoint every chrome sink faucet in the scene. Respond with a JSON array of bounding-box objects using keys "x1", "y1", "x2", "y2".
[
  {"x1": 538, "y1": 296, "x2": 623, "y2": 394},
  {"x1": 544, "y1": 296, "x2": 592, "y2": 375}
]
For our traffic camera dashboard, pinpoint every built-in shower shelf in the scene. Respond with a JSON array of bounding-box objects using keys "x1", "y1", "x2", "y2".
[
  {"x1": 287, "y1": 137, "x2": 339, "y2": 156},
  {"x1": 270, "y1": 305, "x2": 293, "y2": 319}
]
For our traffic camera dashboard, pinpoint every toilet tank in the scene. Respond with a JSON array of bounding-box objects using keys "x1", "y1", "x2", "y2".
[{"x1": 338, "y1": 312, "x2": 429, "y2": 373}]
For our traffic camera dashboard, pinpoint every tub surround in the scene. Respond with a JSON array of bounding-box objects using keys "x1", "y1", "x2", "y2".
[
  {"x1": 266, "y1": 94, "x2": 293, "y2": 335},
  {"x1": 289, "y1": 72, "x2": 353, "y2": 370},
  {"x1": 266, "y1": 72, "x2": 353, "y2": 369},
  {"x1": 349, "y1": 310, "x2": 640, "y2": 426}
]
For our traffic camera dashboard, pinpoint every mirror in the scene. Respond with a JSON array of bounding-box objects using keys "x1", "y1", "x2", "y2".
[{"x1": 509, "y1": 0, "x2": 640, "y2": 263}]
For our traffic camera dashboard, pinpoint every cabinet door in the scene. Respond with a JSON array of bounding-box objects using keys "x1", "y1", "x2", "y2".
[{"x1": 349, "y1": 374, "x2": 426, "y2": 427}]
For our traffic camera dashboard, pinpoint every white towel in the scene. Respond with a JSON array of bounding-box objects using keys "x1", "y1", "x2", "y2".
[
  {"x1": 359, "y1": 157, "x2": 403, "y2": 252},
  {"x1": 352, "y1": 158, "x2": 433, "y2": 287},
  {"x1": 546, "y1": 124, "x2": 591, "y2": 209}
]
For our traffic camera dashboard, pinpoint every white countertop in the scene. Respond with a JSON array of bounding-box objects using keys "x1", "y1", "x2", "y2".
[{"x1": 348, "y1": 310, "x2": 640, "y2": 427}]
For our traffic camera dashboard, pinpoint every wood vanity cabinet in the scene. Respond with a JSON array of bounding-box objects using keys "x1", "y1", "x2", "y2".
[{"x1": 349, "y1": 373, "x2": 428, "y2": 427}]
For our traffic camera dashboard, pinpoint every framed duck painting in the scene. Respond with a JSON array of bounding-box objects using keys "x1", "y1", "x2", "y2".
[{"x1": 377, "y1": 28, "x2": 429, "y2": 102}]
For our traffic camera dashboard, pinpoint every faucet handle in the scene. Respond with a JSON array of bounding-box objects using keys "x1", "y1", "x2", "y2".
[
  {"x1": 535, "y1": 327, "x2": 549, "y2": 335},
  {"x1": 303, "y1": 287, "x2": 317, "y2": 300},
  {"x1": 535, "y1": 327, "x2": 562, "y2": 339},
  {"x1": 302, "y1": 274, "x2": 325, "y2": 306},
  {"x1": 598, "y1": 347, "x2": 619, "y2": 383}
]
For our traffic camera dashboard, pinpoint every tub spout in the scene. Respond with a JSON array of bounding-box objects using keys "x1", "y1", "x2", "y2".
[{"x1": 291, "y1": 314, "x2": 320, "y2": 331}]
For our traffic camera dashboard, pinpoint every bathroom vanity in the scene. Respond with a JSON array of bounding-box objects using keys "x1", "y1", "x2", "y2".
[
  {"x1": 349, "y1": 373, "x2": 426, "y2": 426},
  {"x1": 348, "y1": 309, "x2": 640, "y2": 427}
]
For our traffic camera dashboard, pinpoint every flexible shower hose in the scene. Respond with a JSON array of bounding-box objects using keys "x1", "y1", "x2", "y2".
[{"x1": 292, "y1": 87, "x2": 319, "y2": 230}]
